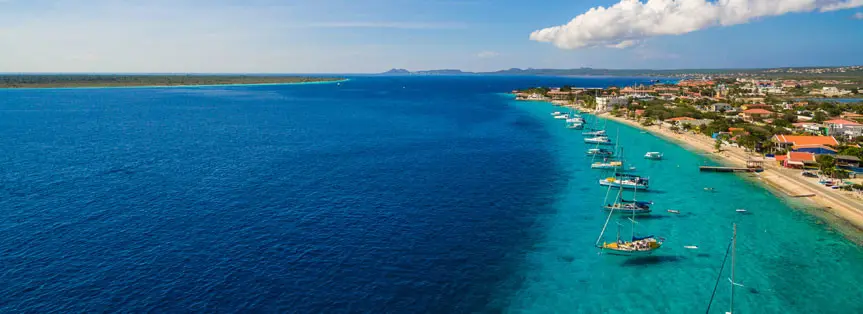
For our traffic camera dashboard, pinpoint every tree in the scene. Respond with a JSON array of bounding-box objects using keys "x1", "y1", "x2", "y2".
[
  {"x1": 816, "y1": 155, "x2": 836, "y2": 174},
  {"x1": 561, "y1": 85, "x2": 572, "y2": 92},
  {"x1": 682, "y1": 123, "x2": 693, "y2": 132},
  {"x1": 813, "y1": 111, "x2": 828, "y2": 123},
  {"x1": 839, "y1": 147, "x2": 863, "y2": 159}
]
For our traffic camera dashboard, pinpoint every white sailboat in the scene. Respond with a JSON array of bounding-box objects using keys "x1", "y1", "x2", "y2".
[
  {"x1": 705, "y1": 224, "x2": 742, "y2": 314},
  {"x1": 595, "y1": 189, "x2": 662, "y2": 256}
]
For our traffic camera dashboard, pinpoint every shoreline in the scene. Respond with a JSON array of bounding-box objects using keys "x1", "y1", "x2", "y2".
[
  {"x1": 596, "y1": 112, "x2": 863, "y2": 235},
  {"x1": 0, "y1": 78, "x2": 349, "y2": 90}
]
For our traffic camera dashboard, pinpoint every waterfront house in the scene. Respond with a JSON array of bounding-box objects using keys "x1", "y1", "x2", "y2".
[
  {"x1": 792, "y1": 144, "x2": 837, "y2": 155},
  {"x1": 775, "y1": 152, "x2": 817, "y2": 169},
  {"x1": 823, "y1": 119, "x2": 863, "y2": 140},
  {"x1": 772, "y1": 134, "x2": 839, "y2": 151},
  {"x1": 595, "y1": 96, "x2": 628, "y2": 113},
  {"x1": 663, "y1": 117, "x2": 696, "y2": 127},
  {"x1": 740, "y1": 108, "x2": 774, "y2": 121}
]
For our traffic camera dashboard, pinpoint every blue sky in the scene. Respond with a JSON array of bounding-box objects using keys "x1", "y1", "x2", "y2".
[{"x1": 0, "y1": 0, "x2": 862, "y2": 73}]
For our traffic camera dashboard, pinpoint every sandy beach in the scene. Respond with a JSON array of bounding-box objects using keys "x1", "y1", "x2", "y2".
[{"x1": 594, "y1": 112, "x2": 863, "y2": 232}]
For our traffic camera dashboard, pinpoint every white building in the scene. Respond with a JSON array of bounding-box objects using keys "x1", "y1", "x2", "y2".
[
  {"x1": 595, "y1": 96, "x2": 628, "y2": 113},
  {"x1": 824, "y1": 119, "x2": 863, "y2": 139}
]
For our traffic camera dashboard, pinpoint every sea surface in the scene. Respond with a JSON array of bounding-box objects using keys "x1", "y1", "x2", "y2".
[{"x1": 0, "y1": 76, "x2": 861, "y2": 313}]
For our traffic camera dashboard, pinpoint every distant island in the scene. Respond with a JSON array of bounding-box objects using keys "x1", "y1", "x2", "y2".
[
  {"x1": 379, "y1": 65, "x2": 863, "y2": 80},
  {"x1": 0, "y1": 75, "x2": 344, "y2": 88}
]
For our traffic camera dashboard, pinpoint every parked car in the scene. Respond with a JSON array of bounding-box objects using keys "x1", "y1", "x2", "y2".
[{"x1": 801, "y1": 171, "x2": 818, "y2": 178}]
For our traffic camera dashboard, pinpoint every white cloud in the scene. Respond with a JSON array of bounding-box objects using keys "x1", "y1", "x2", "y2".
[
  {"x1": 607, "y1": 40, "x2": 638, "y2": 49},
  {"x1": 822, "y1": 0, "x2": 863, "y2": 11},
  {"x1": 854, "y1": 12, "x2": 863, "y2": 18},
  {"x1": 476, "y1": 51, "x2": 500, "y2": 58},
  {"x1": 530, "y1": 0, "x2": 863, "y2": 49}
]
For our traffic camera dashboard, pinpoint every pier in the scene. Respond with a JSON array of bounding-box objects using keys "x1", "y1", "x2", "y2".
[
  {"x1": 699, "y1": 166, "x2": 764, "y2": 173},
  {"x1": 700, "y1": 159, "x2": 764, "y2": 173}
]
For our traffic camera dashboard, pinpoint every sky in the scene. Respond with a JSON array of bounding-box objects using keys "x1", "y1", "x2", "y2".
[{"x1": 0, "y1": 0, "x2": 862, "y2": 73}]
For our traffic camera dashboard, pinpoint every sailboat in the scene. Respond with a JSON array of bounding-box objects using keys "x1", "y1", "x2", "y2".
[
  {"x1": 583, "y1": 129, "x2": 606, "y2": 137},
  {"x1": 595, "y1": 190, "x2": 662, "y2": 256},
  {"x1": 599, "y1": 173, "x2": 650, "y2": 190},
  {"x1": 584, "y1": 136, "x2": 612, "y2": 145},
  {"x1": 602, "y1": 181, "x2": 652, "y2": 214},
  {"x1": 591, "y1": 147, "x2": 636, "y2": 172},
  {"x1": 705, "y1": 224, "x2": 742, "y2": 314}
]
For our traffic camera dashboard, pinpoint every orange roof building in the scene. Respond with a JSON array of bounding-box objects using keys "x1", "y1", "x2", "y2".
[{"x1": 772, "y1": 135, "x2": 838, "y2": 151}]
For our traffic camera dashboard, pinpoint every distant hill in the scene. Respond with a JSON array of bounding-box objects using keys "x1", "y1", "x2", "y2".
[{"x1": 379, "y1": 66, "x2": 863, "y2": 79}]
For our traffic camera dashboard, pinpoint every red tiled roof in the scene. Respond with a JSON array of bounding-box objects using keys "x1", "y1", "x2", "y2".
[
  {"x1": 743, "y1": 109, "x2": 773, "y2": 114},
  {"x1": 824, "y1": 119, "x2": 862, "y2": 126},
  {"x1": 788, "y1": 152, "x2": 816, "y2": 162},
  {"x1": 775, "y1": 155, "x2": 787, "y2": 161},
  {"x1": 665, "y1": 117, "x2": 696, "y2": 121},
  {"x1": 773, "y1": 135, "x2": 839, "y2": 146}
]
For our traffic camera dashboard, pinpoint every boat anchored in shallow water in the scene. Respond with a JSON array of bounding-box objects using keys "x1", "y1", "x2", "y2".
[
  {"x1": 644, "y1": 152, "x2": 663, "y2": 160},
  {"x1": 586, "y1": 148, "x2": 614, "y2": 157},
  {"x1": 599, "y1": 173, "x2": 649, "y2": 190},
  {"x1": 595, "y1": 188, "x2": 663, "y2": 256},
  {"x1": 583, "y1": 129, "x2": 606, "y2": 137},
  {"x1": 584, "y1": 136, "x2": 612, "y2": 145},
  {"x1": 567, "y1": 123, "x2": 584, "y2": 130}
]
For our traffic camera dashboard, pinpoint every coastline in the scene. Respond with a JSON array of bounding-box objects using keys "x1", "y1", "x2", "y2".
[
  {"x1": 597, "y1": 112, "x2": 863, "y2": 234},
  {"x1": 0, "y1": 78, "x2": 349, "y2": 90}
]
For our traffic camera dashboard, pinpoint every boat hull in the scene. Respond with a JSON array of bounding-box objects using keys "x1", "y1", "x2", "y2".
[{"x1": 599, "y1": 181, "x2": 649, "y2": 190}]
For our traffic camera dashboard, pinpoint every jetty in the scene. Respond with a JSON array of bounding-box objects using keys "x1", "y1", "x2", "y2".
[
  {"x1": 699, "y1": 166, "x2": 763, "y2": 173},
  {"x1": 699, "y1": 159, "x2": 764, "y2": 173}
]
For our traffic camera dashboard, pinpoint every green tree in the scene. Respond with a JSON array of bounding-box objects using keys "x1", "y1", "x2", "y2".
[
  {"x1": 816, "y1": 155, "x2": 836, "y2": 174},
  {"x1": 813, "y1": 111, "x2": 828, "y2": 123},
  {"x1": 681, "y1": 123, "x2": 693, "y2": 132}
]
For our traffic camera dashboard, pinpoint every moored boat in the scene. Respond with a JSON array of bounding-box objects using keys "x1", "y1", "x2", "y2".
[
  {"x1": 583, "y1": 129, "x2": 606, "y2": 137},
  {"x1": 599, "y1": 173, "x2": 649, "y2": 190},
  {"x1": 586, "y1": 148, "x2": 614, "y2": 157},
  {"x1": 584, "y1": 136, "x2": 612, "y2": 145},
  {"x1": 644, "y1": 152, "x2": 663, "y2": 160}
]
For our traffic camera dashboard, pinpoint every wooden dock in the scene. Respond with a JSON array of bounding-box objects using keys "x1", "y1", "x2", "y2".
[{"x1": 699, "y1": 166, "x2": 764, "y2": 173}]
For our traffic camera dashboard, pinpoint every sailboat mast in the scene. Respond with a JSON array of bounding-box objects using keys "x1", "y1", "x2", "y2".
[{"x1": 730, "y1": 223, "x2": 737, "y2": 314}]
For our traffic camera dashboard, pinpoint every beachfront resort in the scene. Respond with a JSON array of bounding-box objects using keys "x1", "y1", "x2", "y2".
[{"x1": 514, "y1": 77, "x2": 863, "y2": 229}]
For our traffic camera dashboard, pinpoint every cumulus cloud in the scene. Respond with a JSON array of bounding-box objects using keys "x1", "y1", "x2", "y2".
[
  {"x1": 476, "y1": 51, "x2": 500, "y2": 58},
  {"x1": 530, "y1": 0, "x2": 863, "y2": 49}
]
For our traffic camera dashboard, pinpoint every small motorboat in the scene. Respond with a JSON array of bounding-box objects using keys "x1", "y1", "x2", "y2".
[
  {"x1": 684, "y1": 245, "x2": 698, "y2": 249},
  {"x1": 667, "y1": 209, "x2": 680, "y2": 214},
  {"x1": 551, "y1": 111, "x2": 562, "y2": 116},
  {"x1": 644, "y1": 152, "x2": 663, "y2": 160},
  {"x1": 553, "y1": 114, "x2": 569, "y2": 119},
  {"x1": 736, "y1": 209, "x2": 747, "y2": 213}
]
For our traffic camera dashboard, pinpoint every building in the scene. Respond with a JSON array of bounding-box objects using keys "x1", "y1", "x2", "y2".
[
  {"x1": 813, "y1": 86, "x2": 852, "y2": 97},
  {"x1": 792, "y1": 122, "x2": 825, "y2": 135},
  {"x1": 677, "y1": 79, "x2": 715, "y2": 87},
  {"x1": 823, "y1": 119, "x2": 863, "y2": 140},
  {"x1": 775, "y1": 152, "x2": 817, "y2": 169},
  {"x1": 546, "y1": 89, "x2": 582, "y2": 100},
  {"x1": 709, "y1": 103, "x2": 734, "y2": 112},
  {"x1": 740, "y1": 108, "x2": 774, "y2": 121},
  {"x1": 781, "y1": 81, "x2": 799, "y2": 89},
  {"x1": 772, "y1": 135, "x2": 839, "y2": 151},
  {"x1": 595, "y1": 96, "x2": 629, "y2": 113}
]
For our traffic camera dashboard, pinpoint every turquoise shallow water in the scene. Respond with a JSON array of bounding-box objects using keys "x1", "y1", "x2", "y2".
[{"x1": 501, "y1": 100, "x2": 863, "y2": 314}]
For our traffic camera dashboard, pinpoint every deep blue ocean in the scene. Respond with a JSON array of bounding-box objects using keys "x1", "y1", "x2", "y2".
[{"x1": 1, "y1": 76, "x2": 861, "y2": 313}]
